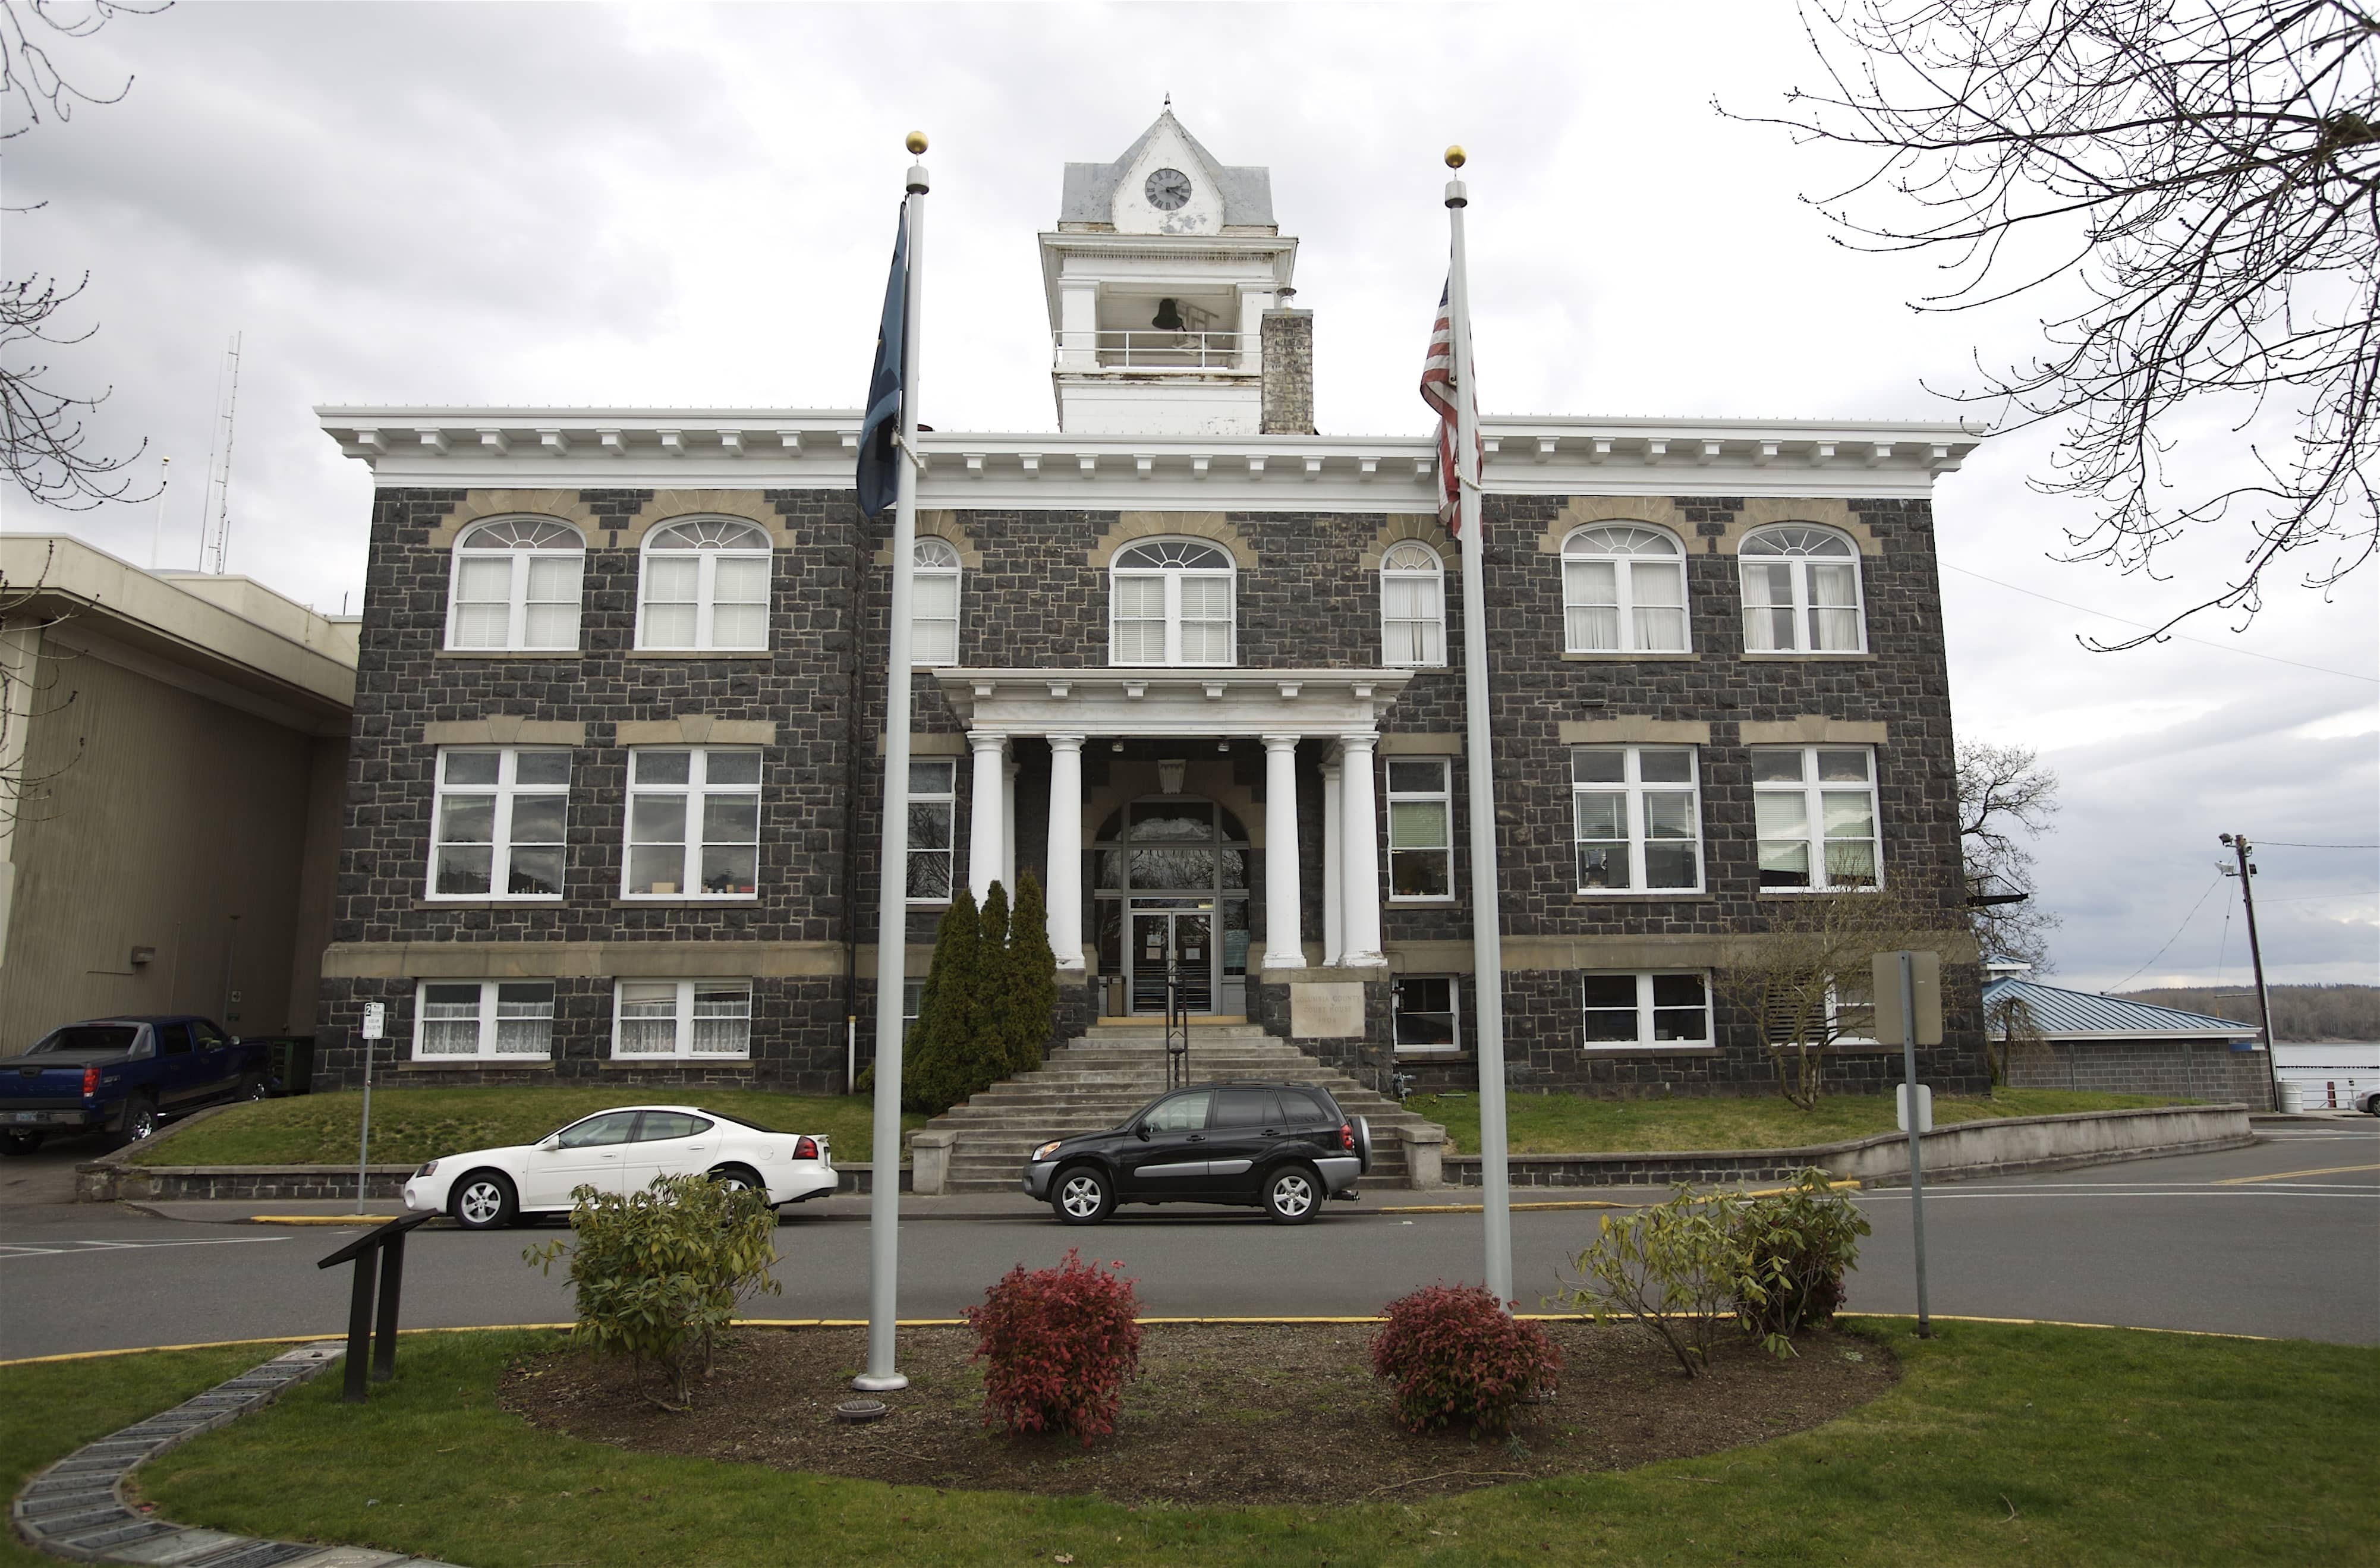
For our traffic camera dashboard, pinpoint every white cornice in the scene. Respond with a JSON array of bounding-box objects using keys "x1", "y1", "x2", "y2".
[
  {"x1": 936, "y1": 666, "x2": 1417, "y2": 736},
  {"x1": 316, "y1": 407, "x2": 1986, "y2": 508}
]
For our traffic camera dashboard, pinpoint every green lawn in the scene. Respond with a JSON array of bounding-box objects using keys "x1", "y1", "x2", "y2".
[
  {"x1": 1412, "y1": 1087, "x2": 2194, "y2": 1156},
  {"x1": 96, "y1": 1321, "x2": 2369, "y2": 1567},
  {"x1": 138, "y1": 1088, "x2": 924, "y2": 1169},
  {"x1": 0, "y1": 1342, "x2": 297, "y2": 1568}
]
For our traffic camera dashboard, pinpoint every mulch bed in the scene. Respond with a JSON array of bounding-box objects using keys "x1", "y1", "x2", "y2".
[{"x1": 501, "y1": 1320, "x2": 1897, "y2": 1507}]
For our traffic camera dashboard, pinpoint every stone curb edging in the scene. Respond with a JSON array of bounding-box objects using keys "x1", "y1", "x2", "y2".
[
  {"x1": 78, "y1": 1161, "x2": 908, "y2": 1205},
  {"x1": 11, "y1": 1341, "x2": 471, "y2": 1568}
]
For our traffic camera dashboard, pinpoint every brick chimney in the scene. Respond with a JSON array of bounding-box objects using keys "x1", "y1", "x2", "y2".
[{"x1": 1260, "y1": 307, "x2": 1315, "y2": 434}]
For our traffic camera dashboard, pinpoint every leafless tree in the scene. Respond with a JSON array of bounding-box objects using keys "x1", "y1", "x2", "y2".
[
  {"x1": 1983, "y1": 988, "x2": 2050, "y2": 1087},
  {"x1": 1958, "y1": 739, "x2": 2063, "y2": 968},
  {"x1": 0, "y1": 540, "x2": 85, "y2": 828},
  {"x1": 2, "y1": 0, "x2": 171, "y2": 509},
  {"x1": 1717, "y1": 886, "x2": 1944, "y2": 1109},
  {"x1": 1732, "y1": 1, "x2": 2380, "y2": 644}
]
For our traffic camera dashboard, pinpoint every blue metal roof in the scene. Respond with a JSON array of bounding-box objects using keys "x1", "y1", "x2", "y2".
[{"x1": 1982, "y1": 977, "x2": 2258, "y2": 1040}]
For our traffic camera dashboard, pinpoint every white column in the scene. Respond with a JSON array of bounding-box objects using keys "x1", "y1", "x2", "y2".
[
  {"x1": 1321, "y1": 760, "x2": 1344, "y2": 967},
  {"x1": 967, "y1": 731, "x2": 1006, "y2": 903},
  {"x1": 1338, "y1": 732, "x2": 1385, "y2": 966},
  {"x1": 1261, "y1": 735, "x2": 1305, "y2": 970},
  {"x1": 1002, "y1": 760, "x2": 1019, "y2": 893},
  {"x1": 1044, "y1": 735, "x2": 1087, "y2": 970}
]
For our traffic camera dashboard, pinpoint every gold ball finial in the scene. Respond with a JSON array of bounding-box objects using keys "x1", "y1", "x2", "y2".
[
  {"x1": 1444, "y1": 144, "x2": 1466, "y2": 169},
  {"x1": 906, "y1": 131, "x2": 928, "y2": 155}
]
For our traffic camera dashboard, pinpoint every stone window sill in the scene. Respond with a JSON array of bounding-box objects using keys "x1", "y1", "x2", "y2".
[
  {"x1": 415, "y1": 899, "x2": 565, "y2": 910},
  {"x1": 1560, "y1": 651, "x2": 1700, "y2": 662},
  {"x1": 402, "y1": 1057, "x2": 554, "y2": 1070},
  {"x1": 1389, "y1": 896, "x2": 1459, "y2": 906},
  {"x1": 611, "y1": 898, "x2": 760, "y2": 908},
  {"x1": 1755, "y1": 889, "x2": 1890, "y2": 899},
  {"x1": 1571, "y1": 893, "x2": 1717, "y2": 902},
  {"x1": 1579, "y1": 1044, "x2": 1721, "y2": 1056},
  {"x1": 435, "y1": 649, "x2": 583, "y2": 660},
  {"x1": 627, "y1": 650, "x2": 775, "y2": 660},
  {"x1": 1738, "y1": 651, "x2": 1875, "y2": 661},
  {"x1": 598, "y1": 1056, "x2": 753, "y2": 1068}
]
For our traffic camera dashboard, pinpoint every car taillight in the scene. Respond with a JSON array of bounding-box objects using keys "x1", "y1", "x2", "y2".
[
  {"x1": 1339, "y1": 1121, "x2": 1355, "y2": 1152},
  {"x1": 81, "y1": 1066, "x2": 100, "y2": 1097},
  {"x1": 794, "y1": 1136, "x2": 818, "y2": 1160}
]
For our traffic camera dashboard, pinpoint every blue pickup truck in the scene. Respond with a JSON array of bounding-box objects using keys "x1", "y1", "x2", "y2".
[{"x1": 0, "y1": 1015, "x2": 272, "y2": 1155}]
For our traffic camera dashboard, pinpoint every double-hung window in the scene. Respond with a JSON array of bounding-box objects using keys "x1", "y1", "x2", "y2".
[
  {"x1": 1380, "y1": 541, "x2": 1447, "y2": 666},
  {"x1": 637, "y1": 518, "x2": 771, "y2": 650},
  {"x1": 1753, "y1": 746, "x2": 1881, "y2": 889},
  {"x1": 1582, "y1": 972, "x2": 1714, "y2": 1048},
  {"x1": 1393, "y1": 975, "x2": 1460, "y2": 1052},
  {"x1": 1562, "y1": 525, "x2": 1690, "y2": 653},
  {"x1": 1386, "y1": 758, "x2": 1454, "y2": 899},
  {"x1": 1570, "y1": 746, "x2": 1703, "y2": 893},
  {"x1": 429, "y1": 748, "x2": 568, "y2": 899},
  {"x1": 911, "y1": 537, "x2": 962, "y2": 666},
  {"x1": 1740, "y1": 526, "x2": 1865, "y2": 653},
  {"x1": 907, "y1": 760, "x2": 957, "y2": 902},
  {"x1": 447, "y1": 518, "x2": 584, "y2": 651},
  {"x1": 414, "y1": 980, "x2": 555, "y2": 1060},
  {"x1": 624, "y1": 748, "x2": 760, "y2": 898},
  {"x1": 1110, "y1": 540, "x2": 1235, "y2": 666},
  {"x1": 613, "y1": 980, "x2": 753, "y2": 1059}
]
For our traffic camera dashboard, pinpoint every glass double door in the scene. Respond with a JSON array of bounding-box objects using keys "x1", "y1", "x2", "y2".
[{"x1": 1129, "y1": 909, "x2": 1214, "y2": 1015}]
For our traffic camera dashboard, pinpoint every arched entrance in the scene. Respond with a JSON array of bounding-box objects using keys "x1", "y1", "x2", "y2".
[{"x1": 1091, "y1": 796, "x2": 1252, "y2": 1016}]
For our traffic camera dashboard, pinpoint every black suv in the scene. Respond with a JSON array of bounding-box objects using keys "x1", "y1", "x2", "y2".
[{"x1": 1021, "y1": 1082, "x2": 1371, "y2": 1224}]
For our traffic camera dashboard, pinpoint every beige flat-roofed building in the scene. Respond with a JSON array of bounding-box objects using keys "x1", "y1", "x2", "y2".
[{"x1": 0, "y1": 534, "x2": 357, "y2": 1047}]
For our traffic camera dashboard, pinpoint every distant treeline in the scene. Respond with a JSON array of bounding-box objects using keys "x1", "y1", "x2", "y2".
[{"x1": 2119, "y1": 984, "x2": 2380, "y2": 1041}]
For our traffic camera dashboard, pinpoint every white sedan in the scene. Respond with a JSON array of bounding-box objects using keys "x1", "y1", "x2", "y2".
[{"x1": 403, "y1": 1104, "x2": 838, "y2": 1230}]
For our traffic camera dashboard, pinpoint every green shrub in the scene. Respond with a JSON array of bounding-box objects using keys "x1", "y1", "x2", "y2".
[
  {"x1": 524, "y1": 1173, "x2": 780, "y2": 1409},
  {"x1": 903, "y1": 887, "x2": 984, "y2": 1115},
  {"x1": 1730, "y1": 1169, "x2": 1871, "y2": 1352},
  {"x1": 1370, "y1": 1283, "x2": 1562, "y2": 1435},
  {"x1": 1556, "y1": 1187, "x2": 1748, "y2": 1377}
]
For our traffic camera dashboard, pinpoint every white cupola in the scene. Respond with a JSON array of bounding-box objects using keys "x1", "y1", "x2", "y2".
[{"x1": 1040, "y1": 109, "x2": 1302, "y2": 436}]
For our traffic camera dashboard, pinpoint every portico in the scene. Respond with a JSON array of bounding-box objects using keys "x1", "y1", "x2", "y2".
[{"x1": 936, "y1": 668, "x2": 1412, "y2": 1008}]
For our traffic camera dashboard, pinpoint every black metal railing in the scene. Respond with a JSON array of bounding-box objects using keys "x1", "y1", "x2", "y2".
[
  {"x1": 1164, "y1": 960, "x2": 1190, "y2": 1089},
  {"x1": 316, "y1": 1210, "x2": 436, "y2": 1403}
]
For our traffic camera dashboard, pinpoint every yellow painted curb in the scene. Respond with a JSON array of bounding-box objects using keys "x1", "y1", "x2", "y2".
[{"x1": 247, "y1": 1215, "x2": 408, "y2": 1226}]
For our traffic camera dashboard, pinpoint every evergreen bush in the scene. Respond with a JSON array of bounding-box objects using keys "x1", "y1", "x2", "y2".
[
  {"x1": 1000, "y1": 870, "x2": 1060, "y2": 1075},
  {"x1": 903, "y1": 887, "x2": 982, "y2": 1115},
  {"x1": 1369, "y1": 1283, "x2": 1562, "y2": 1435},
  {"x1": 1729, "y1": 1169, "x2": 1871, "y2": 1350}
]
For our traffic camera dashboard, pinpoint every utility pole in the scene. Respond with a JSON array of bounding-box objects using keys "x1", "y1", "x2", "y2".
[{"x1": 2218, "y1": 833, "x2": 2281, "y2": 1110}]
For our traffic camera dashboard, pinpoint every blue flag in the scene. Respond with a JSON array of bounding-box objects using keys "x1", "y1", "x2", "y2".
[{"x1": 857, "y1": 204, "x2": 908, "y2": 519}]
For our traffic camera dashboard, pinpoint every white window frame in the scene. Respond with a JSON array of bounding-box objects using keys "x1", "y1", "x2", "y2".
[
  {"x1": 906, "y1": 759, "x2": 957, "y2": 904},
  {"x1": 427, "y1": 748, "x2": 569, "y2": 901},
  {"x1": 1379, "y1": 541, "x2": 1447, "y2": 667},
  {"x1": 621, "y1": 748, "x2": 761, "y2": 901},
  {"x1": 1385, "y1": 757, "x2": 1455, "y2": 902},
  {"x1": 1109, "y1": 539, "x2": 1236, "y2": 667},
  {"x1": 635, "y1": 517, "x2": 772, "y2": 652},
  {"x1": 411, "y1": 979, "x2": 555, "y2": 1061},
  {"x1": 911, "y1": 536, "x2": 962, "y2": 667},
  {"x1": 611, "y1": 979, "x2": 754, "y2": 1059},
  {"x1": 1739, "y1": 525, "x2": 1867, "y2": 654},
  {"x1": 1752, "y1": 745, "x2": 1884, "y2": 891},
  {"x1": 445, "y1": 517, "x2": 585, "y2": 652},
  {"x1": 1392, "y1": 974, "x2": 1462, "y2": 1054},
  {"x1": 1580, "y1": 971, "x2": 1715, "y2": 1051},
  {"x1": 1561, "y1": 524, "x2": 1692, "y2": 653},
  {"x1": 1570, "y1": 745, "x2": 1705, "y2": 895}
]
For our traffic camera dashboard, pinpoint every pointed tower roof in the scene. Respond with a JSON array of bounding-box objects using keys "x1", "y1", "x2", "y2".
[{"x1": 1058, "y1": 108, "x2": 1276, "y2": 232}]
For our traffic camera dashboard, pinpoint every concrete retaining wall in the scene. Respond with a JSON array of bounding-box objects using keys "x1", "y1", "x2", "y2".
[{"x1": 1443, "y1": 1104, "x2": 2253, "y2": 1190}]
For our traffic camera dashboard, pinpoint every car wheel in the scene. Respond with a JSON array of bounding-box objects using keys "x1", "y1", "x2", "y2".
[
  {"x1": 115, "y1": 1094, "x2": 159, "y2": 1149},
  {"x1": 709, "y1": 1164, "x2": 767, "y2": 1199},
  {"x1": 1052, "y1": 1165, "x2": 1113, "y2": 1226},
  {"x1": 1, "y1": 1130, "x2": 42, "y2": 1157},
  {"x1": 238, "y1": 1074, "x2": 268, "y2": 1103},
  {"x1": 451, "y1": 1171, "x2": 517, "y2": 1231},
  {"x1": 2366, "y1": 1094, "x2": 2380, "y2": 1117},
  {"x1": 1263, "y1": 1164, "x2": 1321, "y2": 1225}
]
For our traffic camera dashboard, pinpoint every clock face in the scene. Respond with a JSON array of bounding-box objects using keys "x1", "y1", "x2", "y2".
[{"x1": 1144, "y1": 168, "x2": 1192, "y2": 212}]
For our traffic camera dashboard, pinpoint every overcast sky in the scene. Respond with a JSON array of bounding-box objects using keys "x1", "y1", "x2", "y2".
[{"x1": 4, "y1": 1, "x2": 2373, "y2": 993}]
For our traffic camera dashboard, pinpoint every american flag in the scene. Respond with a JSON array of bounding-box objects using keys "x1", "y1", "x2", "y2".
[{"x1": 1418, "y1": 277, "x2": 1479, "y2": 534}]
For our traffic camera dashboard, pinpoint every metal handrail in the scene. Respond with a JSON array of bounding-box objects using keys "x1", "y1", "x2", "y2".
[
  {"x1": 1164, "y1": 959, "x2": 1190, "y2": 1089},
  {"x1": 1052, "y1": 329, "x2": 1253, "y2": 371}
]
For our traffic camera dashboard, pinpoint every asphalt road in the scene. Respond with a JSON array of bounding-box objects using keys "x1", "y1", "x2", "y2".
[{"x1": 2, "y1": 1124, "x2": 2373, "y2": 1361}]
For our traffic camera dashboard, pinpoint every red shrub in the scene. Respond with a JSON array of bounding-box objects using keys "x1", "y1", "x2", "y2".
[
  {"x1": 1370, "y1": 1284, "x2": 1562, "y2": 1435},
  {"x1": 962, "y1": 1249, "x2": 1142, "y2": 1446}
]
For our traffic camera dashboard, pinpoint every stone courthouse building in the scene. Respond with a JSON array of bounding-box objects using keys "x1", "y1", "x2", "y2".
[{"x1": 312, "y1": 112, "x2": 1989, "y2": 1098}]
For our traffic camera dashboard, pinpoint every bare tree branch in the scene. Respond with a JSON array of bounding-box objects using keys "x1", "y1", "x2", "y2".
[
  {"x1": 0, "y1": 0, "x2": 168, "y2": 141},
  {"x1": 1726, "y1": 0, "x2": 2380, "y2": 644},
  {"x1": 1957, "y1": 739, "x2": 2063, "y2": 967}
]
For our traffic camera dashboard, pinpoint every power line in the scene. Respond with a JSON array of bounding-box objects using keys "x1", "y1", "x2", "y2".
[
  {"x1": 2256, "y1": 840, "x2": 2379, "y2": 849},
  {"x1": 2107, "y1": 874, "x2": 2224, "y2": 990},
  {"x1": 1940, "y1": 561, "x2": 2379, "y2": 684}
]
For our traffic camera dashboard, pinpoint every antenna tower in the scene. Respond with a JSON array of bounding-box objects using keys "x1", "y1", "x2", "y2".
[{"x1": 200, "y1": 333, "x2": 243, "y2": 574}]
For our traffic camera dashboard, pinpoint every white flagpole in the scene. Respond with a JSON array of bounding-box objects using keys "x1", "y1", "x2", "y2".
[
  {"x1": 1444, "y1": 146, "x2": 1513, "y2": 1306},
  {"x1": 855, "y1": 132, "x2": 930, "y2": 1395}
]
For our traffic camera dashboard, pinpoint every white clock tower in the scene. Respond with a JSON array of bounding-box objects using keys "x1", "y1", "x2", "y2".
[{"x1": 1041, "y1": 110, "x2": 1304, "y2": 436}]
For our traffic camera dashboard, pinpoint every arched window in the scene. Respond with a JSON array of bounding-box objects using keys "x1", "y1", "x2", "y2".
[
  {"x1": 1110, "y1": 539, "x2": 1235, "y2": 666},
  {"x1": 637, "y1": 518, "x2": 772, "y2": 651},
  {"x1": 448, "y1": 517, "x2": 584, "y2": 651},
  {"x1": 1380, "y1": 541, "x2": 1446, "y2": 667},
  {"x1": 911, "y1": 536, "x2": 961, "y2": 666},
  {"x1": 1739, "y1": 525, "x2": 1865, "y2": 653},
  {"x1": 1561, "y1": 525, "x2": 1689, "y2": 653}
]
